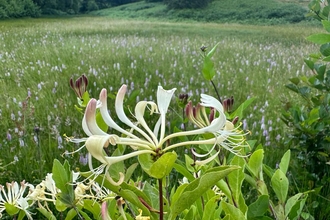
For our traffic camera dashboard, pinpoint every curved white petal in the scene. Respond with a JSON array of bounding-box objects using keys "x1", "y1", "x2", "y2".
[
  {"x1": 135, "y1": 101, "x2": 159, "y2": 146},
  {"x1": 85, "y1": 135, "x2": 113, "y2": 164},
  {"x1": 99, "y1": 88, "x2": 139, "y2": 139},
  {"x1": 160, "y1": 115, "x2": 225, "y2": 146},
  {"x1": 200, "y1": 94, "x2": 224, "y2": 113},
  {"x1": 86, "y1": 135, "x2": 155, "y2": 166},
  {"x1": 115, "y1": 85, "x2": 155, "y2": 146},
  {"x1": 195, "y1": 151, "x2": 220, "y2": 166},
  {"x1": 191, "y1": 143, "x2": 217, "y2": 158},
  {"x1": 157, "y1": 86, "x2": 176, "y2": 141},
  {"x1": 84, "y1": 99, "x2": 107, "y2": 136}
]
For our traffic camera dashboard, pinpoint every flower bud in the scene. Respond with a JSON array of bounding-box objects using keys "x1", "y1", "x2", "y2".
[{"x1": 70, "y1": 74, "x2": 88, "y2": 99}]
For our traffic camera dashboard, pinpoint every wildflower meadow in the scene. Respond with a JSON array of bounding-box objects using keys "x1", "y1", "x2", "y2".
[{"x1": 1, "y1": 1, "x2": 330, "y2": 218}]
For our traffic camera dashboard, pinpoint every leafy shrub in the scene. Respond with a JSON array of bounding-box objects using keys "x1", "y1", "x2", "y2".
[
  {"x1": 145, "y1": 0, "x2": 163, "y2": 2},
  {"x1": 0, "y1": 0, "x2": 40, "y2": 18},
  {"x1": 164, "y1": 0, "x2": 211, "y2": 9},
  {"x1": 282, "y1": 0, "x2": 330, "y2": 218}
]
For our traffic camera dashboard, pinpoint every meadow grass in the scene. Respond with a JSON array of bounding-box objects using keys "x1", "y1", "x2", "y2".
[{"x1": 0, "y1": 17, "x2": 321, "y2": 185}]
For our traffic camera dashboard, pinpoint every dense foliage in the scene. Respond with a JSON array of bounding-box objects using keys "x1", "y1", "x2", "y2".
[
  {"x1": 0, "y1": 0, "x2": 40, "y2": 18},
  {"x1": 280, "y1": 0, "x2": 330, "y2": 218},
  {"x1": 0, "y1": 0, "x2": 309, "y2": 23},
  {"x1": 164, "y1": 0, "x2": 211, "y2": 9}
]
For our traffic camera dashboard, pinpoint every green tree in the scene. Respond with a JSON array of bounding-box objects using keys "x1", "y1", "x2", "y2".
[{"x1": 0, "y1": 0, "x2": 40, "y2": 18}]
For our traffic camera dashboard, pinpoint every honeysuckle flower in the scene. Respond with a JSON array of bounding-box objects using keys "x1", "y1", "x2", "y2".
[
  {"x1": 0, "y1": 181, "x2": 34, "y2": 220},
  {"x1": 28, "y1": 173, "x2": 62, "y2": 213},
  {"x1": 186, "y1": 97, "x2": 248, "y2": 157},
  {"x1": 76, "y1": 84, "x2": 246, "y2": 185}
]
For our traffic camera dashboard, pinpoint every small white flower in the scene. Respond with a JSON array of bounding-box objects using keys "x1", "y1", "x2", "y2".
[{"x1": 0, "y1": 181, "x2": 34, "y2": 219}]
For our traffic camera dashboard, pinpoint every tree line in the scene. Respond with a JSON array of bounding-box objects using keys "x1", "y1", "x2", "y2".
[{"x1": 0, "y1": 0, "x2": 211, "y2": 18}]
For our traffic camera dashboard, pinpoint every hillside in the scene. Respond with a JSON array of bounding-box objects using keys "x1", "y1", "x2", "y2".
[{"x1": 89, "y1": 0, "x2": 311, "y2": 24}]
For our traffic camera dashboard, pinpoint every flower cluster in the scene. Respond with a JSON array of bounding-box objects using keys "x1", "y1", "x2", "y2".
[
  {"x1": 0, "y1": 181, "x2": 34, "y2": 219},
  {"x1": 73, "y1": 84, "x2": 247, "y2": 185}
]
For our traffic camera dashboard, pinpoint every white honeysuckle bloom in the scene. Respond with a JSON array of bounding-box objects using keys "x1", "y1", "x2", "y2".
[
  {"x1": 28, "y1": 173, "x2": 61, "y2": 213},
  {"x1": 0, "y1": 181, "x2": 34, "y2": 220},
  {"x1": 78, "y1": 84, "x2": 245, "y2": 185}
]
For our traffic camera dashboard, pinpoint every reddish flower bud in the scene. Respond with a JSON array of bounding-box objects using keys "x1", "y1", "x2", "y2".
[{"x1": 70, "y1": 74, "x2": 88, "y2": 99}]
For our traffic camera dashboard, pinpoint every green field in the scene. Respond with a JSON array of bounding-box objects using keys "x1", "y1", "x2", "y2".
[{"x1": 0, "y1": 17, "x2": 320, "y2": 183}]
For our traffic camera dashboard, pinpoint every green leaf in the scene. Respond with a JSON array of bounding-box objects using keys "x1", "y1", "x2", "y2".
[
  {"x1": 52, "y1": 159, "x2": 69, "y2": 194},
  {"x1": 306, "y1": 33, "x2": 330, "y2": 44},
  {"x1": 82, "y1": 199, "x2": 101, "y2": 219},
  {"x1": 80, "y1": 172, "x2": 155, "y2": 218},
  {"x1": 80, "y1": 91, "x2": 90, "y2": 107},
  {"x1": 143, "y1": 182, "x2": 169, "y2": 213},
  {"x1": 55, "y1": 199, "x2": 67, "y2": 212},
  {"x1": 287, "y1": 195, "x2": 308, "y2": 220},
  {"x1": 109, "y1": 147, "x2": 126, "y2": 180},
  {"x1": 169, "y1": 166, "x2": 239, "y2": 220},
  {"x1": 221, "y1": 201, "x2": 246, "y2": 220},
  {"x1": 37, "y1": 207, "x2": 57, "y2": 220},
  {"x1": 125, "y1": 163, "x2": 139, "y2": 182},
  {"x1": 173, "y1": 163, "x2": 195, "y2": 182},
  {"x1": 171, "y1": 183, "x2": 189, "y2": 207},
  {"x1": 274, "y1": 204, "x2": 285, "y2": 220},
  {"x1": 271, "y1": 169, "x2": 289, "y2": 203},
  {"x1": 229, "y1": 97, "x2": 255, "y2": 122},
  {"x1": 139, "y1": 152, "x2": 177, "y2": 179},
  {"x1": 244, "y1": 174, "x2": 257, "y2": 188},
  {"x1": 222, "y1": 215, "x2": 231, "y2": 220},
  {"x1": 206, "y1": 42, "x2": 219, "y2": 58},
  {"x1": 263, "y1": 164, "x2": 274, "y2": 179},
  {"x1": 247, "y1": 149, "x2": 264, "y2": 178},
  {"x1": 228, "y1": 156, "x2": 247, "y2": 214},
  {"x1": 202, "y1": 55, "x2": 215, "y2": 80},
  {"x1": 279, "y1": 150, "x2": 290, "y2": 174},
  {"x1": 17, "y1": 210, "x2": 26, "y2": 220},
  {"x1": 322, "y1": 20, "x2": 330, "y2": 33},
  {"x1": 247, "y1": 195, "x2": 269, "y2": 219},
  {"x1": 184, "y1": 154, "x2": 196, "y2": 173},
  {"x1": 304, "y1": 59, "x2": 314, "y2": 70},
  {"x1": 202, "y1": 195, "x2": 220, "y2": 220},
  {"x1": 285, "y1": 84, "x2": 299, "y2": 93},
  {"x1": 216, "y1": 179, "x2": 232, "y2": 199},
  {"x1": 96, "y1": 111, "x2": 108, "y2": 132},
  {"x1": 320, "y1": 43, "x2": 330, "y2": 56},
  {"x1": 4, "y1": 203, "x2": 19, "y2": 216},
  {"x1": 65, "y1": 208, "x2": 77, "y2": 220},
  {"x1": 288, "y1": 77, "x2": 300, "y2": 85},
  {"x1": 322, "y1": 55, "x2": 330, "y2": 61},
  {"x1": 285, "y1": 193, "x2": 303, "y2": 218},
  {"x1": 78, "y1": 210, "x2": 92, "y2": 220},
  {"x1": 183, "y1": 205, "x2": 197, "y2": 220}
]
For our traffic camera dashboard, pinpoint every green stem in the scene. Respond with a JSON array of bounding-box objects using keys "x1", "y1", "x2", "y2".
[
  {"x1": 210, "y1": 79, "x2": 222, "y2": 103},
  {"x1": 159, "y1": 178, "x2": 163, "y2": 220}
]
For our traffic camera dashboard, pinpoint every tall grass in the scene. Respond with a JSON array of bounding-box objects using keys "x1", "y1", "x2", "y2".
[{"x1": 0, "y1": 17, "x2": 320, "y2": 184}]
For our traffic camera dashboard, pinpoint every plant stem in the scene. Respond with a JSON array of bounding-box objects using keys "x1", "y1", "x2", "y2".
[
  {"x1": 159, "y1": 178, "x2": 163, "y2": 220},
  {"x1": 210, "y1": 79, "x2": 222, "y2": 103}
]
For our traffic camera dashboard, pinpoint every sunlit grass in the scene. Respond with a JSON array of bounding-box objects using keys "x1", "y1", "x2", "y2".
[{"x1": 0, "y1": 17, "x2": 320, "y2": 184}]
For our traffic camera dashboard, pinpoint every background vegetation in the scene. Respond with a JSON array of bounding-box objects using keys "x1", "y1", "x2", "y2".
[
  {"x1": 1, "y1": 0, "x2": 330, "y2": 219},
  {"x1": 0, "y1": 16, "x2": 326, "y2": 217},
  {"x1": 0, "y1": 0, "x2": 311, "y2": 25}
]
